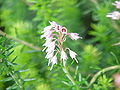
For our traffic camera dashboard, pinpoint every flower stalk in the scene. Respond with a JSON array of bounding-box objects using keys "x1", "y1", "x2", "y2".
[
  {"x1": 88, "y1": 65, "x2": 120, "y2": 88},
  {"x1": 62, "y1": 65, "x2": 76, "y2": 85}
]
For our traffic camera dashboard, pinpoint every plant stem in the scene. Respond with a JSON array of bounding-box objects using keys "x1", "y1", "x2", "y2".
[
  {"x1": 62, "y1": 64, "x2": 76, "y2": 85},
  {"x1": 58, "y1": 30, "x2": 79, "y2": 89},
  {"x1": 88, "y1": 65, "x2": 120, "y2": 88},
  {"x1": 0, "y1": 30, "x2": 41, "y2": 51},
  {"x1": 9, "y1": 72, "x2": 23, "y2": 89}
]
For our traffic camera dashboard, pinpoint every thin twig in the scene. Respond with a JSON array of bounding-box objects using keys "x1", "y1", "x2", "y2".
[
  {"x1": 21, "y1": 0, "x2": 33, "y2": 6},
  {"x1": 88, "y1": 65, "x2": 120, "y2": 88},
  {"x1": 113, "y1": 42, "x2": 120, "y2": 46},
  {"x1": 0, "y1": 30, "x2": 41, "y2": 51},
  {"x1": 112, "y1": 21, "x2": 120, "y2": 33},
  {"x1": 90, "y1": 0, "x2": 98, "y2": 4}
]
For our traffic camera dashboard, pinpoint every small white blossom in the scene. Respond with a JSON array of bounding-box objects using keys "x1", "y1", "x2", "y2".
[
  {"x1": 68, "y1": 33, "x2": 82, "y2": 40},
  {"x1": 112, "y1": 1, "x2": 120, "y2": 9},
  {"x1": 61, "y1": 50, "x2": 68, "y2": 61},
  {"x1": 41, "y1": 26, "x2": 53, "y2": 38},
  {"x1": 49, "y1": 55, "x2": 57, "y2": 70},
  {"x1": 41, "y1": 30, "x2": 53, "y2": 39},
  {"x1": 68, "y1": 49, "x2": 78, "y2": 63},
  {"x1": 49, "y1": 21, "x2": 57, "y2": 28},
  {"x1": 42, "y1": 26, "x2": 52, "y2": 33},
  {"x1": 43, "y1": 38, "x2": 53, "y2": 47},
  {"x1": 45, "y1": 43, "x2": 55, "y2": 54},
  {"x1": 45, "y1": 41, "x2": 55, "y2": 48},
  {"x1": 45, "y1": 52, "x2": 54, "y2": 59},
  {"x1": 106, "y1": 11, "x2": 120, "y2": 20}
]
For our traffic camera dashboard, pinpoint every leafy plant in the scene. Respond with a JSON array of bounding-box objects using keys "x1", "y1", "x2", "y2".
[{"x1": 93, "y1": 75, "x2": 113, "y2": 90}]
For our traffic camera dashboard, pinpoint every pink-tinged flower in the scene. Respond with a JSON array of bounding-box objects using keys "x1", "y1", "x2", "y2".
[
  {"x1": 49, "y1": 21, "x2": 57, "y2": 28},
  {"x1": 106, "y1": 11, "x2": 120, "y2": 20},
  {"x1": 68, "y1": 33, "x2": 82, "y2": 40},
  {"x1": 54, "y1": 25, "x2": 63, "y2": 32},
  {"x1": 112, "y1": 1, "x2": 120, "y2": 9},
  {"x1": 61, "y1": 27, "x2": 67, "y2": 34},
  {"x1": 42, "y1": 38, "x2": 53, "y2": 47},
  {"x1": 45, "y1": 41, "x2": 55, "y2": 49},
  {"x1": 68, "y1": 49, "x2": 78, "y2": 63},
  {"x1": 49, "y1": 55, "x2": 57, "y2": 70},
  {"x1": 41, "y1": 31, "x2": 52, "y2": 39},
  {"x1": 45, "y1": 42, "x2": 55, "y2": 54},
  {"x1": 45, "y1": 52, "x2": 54, "y2": 59},
  {"x1": 41, "y1": 26, "x2": 53, "y2": 39},
  {"x1": 42, "y1": 26, "x2": 52, "y2": 33},
  {"x1": 61, "y1": 50, "x2": 68, "y2": 61}
]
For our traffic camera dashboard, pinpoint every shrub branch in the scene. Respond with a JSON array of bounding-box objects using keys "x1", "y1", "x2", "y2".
[
  {"x1": 88, "y1": 65, "x2": 120, "y2": 88},
  {"x1": 0, "y1": 30, "x2": 41, "y2": 51}
]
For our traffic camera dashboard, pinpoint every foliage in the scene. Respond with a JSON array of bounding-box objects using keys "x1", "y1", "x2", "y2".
[
  {"x1": 0, "y1": 36, "x2": 35, "y2": 89},
  {"x1": 93, "y1": 75, "x2": 113, "y2": 90},
  {"x1": 80, "y1": 45, "x2": 101, "y2": 73}
]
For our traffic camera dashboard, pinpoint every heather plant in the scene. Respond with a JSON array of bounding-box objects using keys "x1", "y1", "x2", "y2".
[{"x1": 41, "y1": 21, "x2": 81, "y2": 69}]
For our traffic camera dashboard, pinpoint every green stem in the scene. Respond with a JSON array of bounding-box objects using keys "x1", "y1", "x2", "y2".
[
  {"x1": 62, "y1": 64, "x2": 76, "y2": 86},
  {"x1": 88, "y1": 65, "x2": 120, "y2": 88},
  {"x1": 9, "y1": 72, "x2": 23, "y2": 89}
]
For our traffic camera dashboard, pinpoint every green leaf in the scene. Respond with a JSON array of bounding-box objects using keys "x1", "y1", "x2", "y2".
[
  {"x1": 6, "y1": 50, "x2": 14, "y2": 57},
  {"x1": 24, "y1": 78, "x2": 36, "y2": 81},
  {"x1": 11, "y1": 56, "x2": 17, "y2": 63},
  {"x1": 0, "y1": 77, "x2": 12, "y2": 82},
  {"x1": 18, "y1": 69, "x2": 30, "y2": 72},
  {"x1": 6, "y1": 84, "x2": 18, "y2": 90}
]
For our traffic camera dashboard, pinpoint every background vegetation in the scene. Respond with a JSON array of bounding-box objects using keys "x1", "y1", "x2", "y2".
[{"x1": 0, "y1": 0, "x2": 120, "y2": 89}]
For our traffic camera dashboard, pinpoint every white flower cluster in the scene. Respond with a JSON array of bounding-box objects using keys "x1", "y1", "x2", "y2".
[
  {"x1": 106, "y1": 1, "x2": 120, "y2": 20},
  {"x1": 41, "y1": 21, "x2": 82, "y2": 70},
  {"x1": 112, "y1": 1, "x2": 120, "y2": 9}
]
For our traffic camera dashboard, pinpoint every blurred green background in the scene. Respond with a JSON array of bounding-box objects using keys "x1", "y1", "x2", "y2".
[{"x1": 0, "y1": 0, "x2": 120, "y2": 89}]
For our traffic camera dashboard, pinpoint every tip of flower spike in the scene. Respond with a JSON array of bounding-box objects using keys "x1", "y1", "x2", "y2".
[
  {"x1": 49, "y1": 21, "x2": 53, "y2": 25},
  {"x1": 49, "y1": 21, "x2": 58, "y2": 27},
  {"x1": 68, "y1": 33, "x2": 82, "y2": 40}
]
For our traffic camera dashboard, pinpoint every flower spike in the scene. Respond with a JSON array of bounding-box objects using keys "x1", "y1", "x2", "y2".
[{"x1": 41, "y1": 21, "x2": 82, "y2": 70}]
